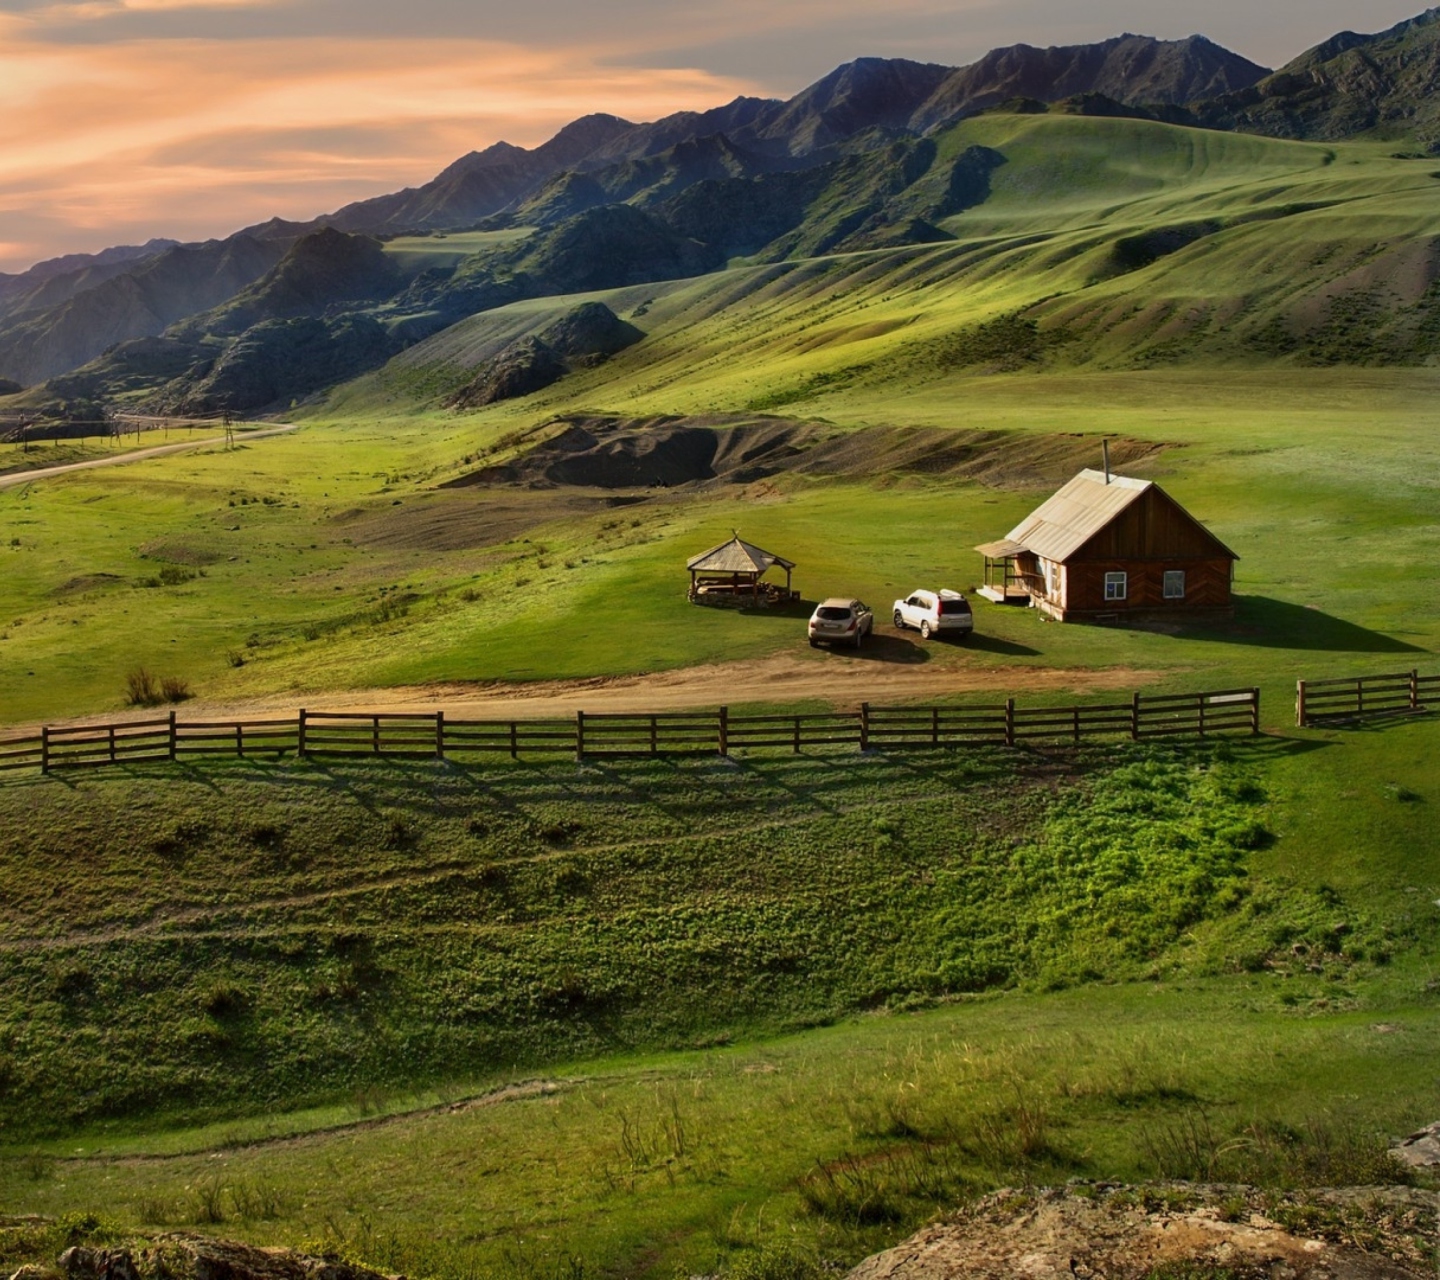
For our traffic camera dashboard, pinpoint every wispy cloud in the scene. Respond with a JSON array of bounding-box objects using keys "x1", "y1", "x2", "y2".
[{"x1": 0, "y1": 29, "x2": 760, "y2": 269}]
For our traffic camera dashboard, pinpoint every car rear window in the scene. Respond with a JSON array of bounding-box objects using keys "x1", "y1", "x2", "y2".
[
  {"x1": 939, "y1": 599, "x2": 971, "y2": 616},
  {"x1": 816, "y1": 607, "x2": 852, "y2": 621}
]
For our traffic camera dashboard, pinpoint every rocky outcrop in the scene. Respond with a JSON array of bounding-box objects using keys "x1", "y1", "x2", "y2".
[
  {"x1": 444, "y1": 303, "x2": 642, "y2": 409},
  {"x1": 445, "y1": 335, "x2": 568, "y2": 408},
  {"x1": 1394, "y1": 1121, "x2": 1440, "y2": 1167},
  {"x1": 847, "y1": 1184, "x2": 1438, "y2": 1280},
  {"x1": 165, "y1": 314, "x2": 397, "y2": 413}
]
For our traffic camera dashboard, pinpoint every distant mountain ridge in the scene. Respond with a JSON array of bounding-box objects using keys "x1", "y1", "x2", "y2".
[
  {"x1": 251, "y1": 36, "x2": 1272, "y2": 241},
  {"x1": 4, "y1": 11, "x2": 1440, "y2": 407},
  {"x1": 1194, "y1": 7, "x2": 1440, "y2": 145}
]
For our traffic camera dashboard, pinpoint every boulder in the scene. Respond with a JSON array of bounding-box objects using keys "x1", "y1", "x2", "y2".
[{"x1": 1393, "y1": 1121, "x2": 1440, "y2": 1167}]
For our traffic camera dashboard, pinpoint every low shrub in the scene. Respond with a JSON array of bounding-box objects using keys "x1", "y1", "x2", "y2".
[{"x1": 124, "y1": 667, "x2": 162, "y2": 707}]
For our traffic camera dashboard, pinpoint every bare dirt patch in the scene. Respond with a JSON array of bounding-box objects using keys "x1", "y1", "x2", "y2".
[
  {"x1": 53, "y1": 572, "x2": 125, "y2": 598},
  {"x1": 138, "y1": 539, "x2": 224, "y2": 566},
  {"x1": 849, "y1": 1184, "x2": 1438, "y2": 1280},
  {"x1": 333, "y1": 488, "x2": 644, "y2": 554}
]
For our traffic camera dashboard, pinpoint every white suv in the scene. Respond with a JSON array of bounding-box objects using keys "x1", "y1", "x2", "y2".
[
  {"x1": 892, "y1": 589, "x2": 973, "y2": 640},
  {"x1": 808, "y1": 598, "x2": 874, "y2": 648}
]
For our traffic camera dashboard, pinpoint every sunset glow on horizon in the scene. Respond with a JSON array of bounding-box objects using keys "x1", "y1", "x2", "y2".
[{"x1": 0, "y1": 0, "x2": 1430, "y2": 274}]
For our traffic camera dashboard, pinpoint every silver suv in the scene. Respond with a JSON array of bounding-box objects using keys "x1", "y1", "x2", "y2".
[
  {"x1": 892, "y1": 589, "x2": 973, "y2": 640},
  {"x1": 808, "y1": 598, "x2": 874, "y2": 648}
]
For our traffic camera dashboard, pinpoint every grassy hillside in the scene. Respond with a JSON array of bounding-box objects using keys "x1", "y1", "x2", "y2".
[{"x1": 0, "y1": 719, "x2": 1434, "y2": 1277}]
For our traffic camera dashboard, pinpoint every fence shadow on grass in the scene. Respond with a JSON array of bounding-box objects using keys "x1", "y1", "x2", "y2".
[{"x1": 1184, "y1": 596, "x2": 1428, "y2": 654}]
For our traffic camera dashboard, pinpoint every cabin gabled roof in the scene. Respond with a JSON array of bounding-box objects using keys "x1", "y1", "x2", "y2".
[
  {"x1": 1004, "y1": 470, "x2": 1151, "y2": 563},
  {"x1": 686, "y1": 535, "x2": 795, "y2": 575},
  {"x1": 976, "y1": 469, "x2": 1237, "y2": 564}
]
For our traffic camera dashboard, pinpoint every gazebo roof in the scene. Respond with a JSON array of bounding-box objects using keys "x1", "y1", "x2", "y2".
[{"x1": 686, "y1": 535, "x2": 795, "y2": 575}]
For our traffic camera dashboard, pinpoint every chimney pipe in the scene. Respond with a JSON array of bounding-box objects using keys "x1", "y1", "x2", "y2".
[{"x1": 1102, "y1": 439, "x2": 1111, "y2": 485}]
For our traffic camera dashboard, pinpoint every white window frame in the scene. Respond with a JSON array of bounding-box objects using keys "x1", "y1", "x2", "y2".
[
  {"x1": 1163, "y1": 570, "x2": 1186, "y2": 600},
  {"x1": 1104, "y1": 571, "x2": 1128, "y2": 602}
]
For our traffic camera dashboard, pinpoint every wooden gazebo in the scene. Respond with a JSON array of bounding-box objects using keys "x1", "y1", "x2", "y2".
[{"x1": 686, "y1": 535, "x2": 796, "y2": 604}]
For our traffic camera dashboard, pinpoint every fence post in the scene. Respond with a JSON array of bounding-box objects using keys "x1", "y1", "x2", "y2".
[
  {"x1": 1130, "y1": 692, "x2": 1141, "y2": 741},
  {"x1": 718, "y1": 705, "x2": 729, "y2": 758},
  {"x1": 109, "y1": 723, "x2": 117, "y2": 763},
  {"x1": 576, "y1": 710, "x2": 585, "y2": 762},
  {"x1": 1251, "y1": 688, "x2": 1261, "y2": 736},
  {"x1": 509, "y1": 721, "x2": 518, "y2": 760},
  {"x1": 1356, "y1": 677, "x2": 1364, "y2": 717},
  {"x1": 1411, "y1": 669, "x2": 1420, "y2": 712},
  {"x1": 436, "y1": 710, "x2": 445, "y2": 761},
  {"x1": 372, "y1": 714, "x2": 381, "y2": 755},
  {"x1": 1198, "y1": 694, "x2": 1206, "y2": 739},
  {"x1": 793, "y1": 717, "x2": 801, "y2": 754},
  {"x1": 236, "y1": 722, "x2": 244, "y2": 758},
  {"x1": 931, "y1": 706, "x2": 940, "y2": 747},
  {"x1": 650, "y1": 715, "x2": 658, "y2": 755},
  {"x1": 860, "y1": 702, "x2": 870, "y2": 753},
  {"x1": 41, "y1": 725, "x2": 49, "y2": 774},
  {"x1": 298, "y1": 709, "x2": 308, "y2": 757},
  {"x1": 1296, "y1": 680, "x2": 1307, "y2": 729},
  {"x1": 169, "y1": 710, "x2": 178, "y2": 761},
  {"x1": 1072, "y1": 705, "x2": 1080, "y2": 746},
  {"x1": 1004, "y1": 698, "x2": 1015, "y2": 749}
]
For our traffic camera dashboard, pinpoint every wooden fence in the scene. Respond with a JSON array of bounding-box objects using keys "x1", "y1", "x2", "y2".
[
  {"x1": 0, "y1": 687, "x2": 1261, "y2": 775},
  {"x1": 1296, "y1": 669, "x2": 1438, "y2": 727}
]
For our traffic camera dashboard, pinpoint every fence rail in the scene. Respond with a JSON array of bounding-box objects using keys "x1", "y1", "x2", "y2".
[
  {"x1": 1296, "y1": 670, "x2": 1438, "y2": 727},
  {"x1": 3, "y1": 669, "x2": 1430, "y2": 776},
  {"x1": 0, "y1": 686, "x2": 1266, "y2": 775}
]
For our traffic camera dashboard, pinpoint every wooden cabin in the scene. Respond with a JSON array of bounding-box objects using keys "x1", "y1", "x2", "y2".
[{"x1": 976, "y1": 469, "x2": 1236, "y2": 622}]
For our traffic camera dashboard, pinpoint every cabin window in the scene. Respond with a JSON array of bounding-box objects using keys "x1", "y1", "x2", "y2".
[
  {"x1": 1042, "y1": 559, "x2": 1061, "y2": 598},
  {"x1": 1163, "y1": 570, "x2": 1186, "y2": 600},
  {"x1": 1104, "y1": 571, "x2": 1127, "y2": 601}
]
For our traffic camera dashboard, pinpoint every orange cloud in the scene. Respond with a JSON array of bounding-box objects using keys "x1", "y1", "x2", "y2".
[{"x1": 0, "y1": 27, "x2": 764, "y2": 270}]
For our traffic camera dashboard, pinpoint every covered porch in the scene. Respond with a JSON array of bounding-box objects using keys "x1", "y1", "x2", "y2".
[{"x1": 974, "y1": 539, "x2": 1035, "y2": 605}]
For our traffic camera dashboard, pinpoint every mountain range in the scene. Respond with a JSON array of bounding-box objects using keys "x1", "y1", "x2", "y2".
[{"x1": 1, "y1": 8, "x2": 1437, "y2": 413}]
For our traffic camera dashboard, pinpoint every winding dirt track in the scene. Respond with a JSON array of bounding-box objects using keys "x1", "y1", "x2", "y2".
[
  {"x1": 134, "y1": 652, "x2": 1157, "y2": 727},
  {"x1": 0, "y1": 423, "x2": 297, "y2": 490}
]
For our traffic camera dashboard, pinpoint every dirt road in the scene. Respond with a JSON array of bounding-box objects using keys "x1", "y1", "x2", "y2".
[
  {"x1": 0, "y1": 424, "x2": 297, "y2": 490},
  {"x1": 20, "y1": 652, "x2": 1158, "y2": 734}
]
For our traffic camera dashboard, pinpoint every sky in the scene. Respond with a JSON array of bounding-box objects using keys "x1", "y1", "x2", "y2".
[{"x1": 0, "y1": 0, "x2": 1430, "y2": 273}]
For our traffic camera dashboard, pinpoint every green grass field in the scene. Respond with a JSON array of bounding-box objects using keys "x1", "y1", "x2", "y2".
[
  {"x1": 0, "y1": 111, "x2": 1437, "y2": 1280},
  {"x1": 0, "y1": 719, "x2": 1434, "y2": 1278}
]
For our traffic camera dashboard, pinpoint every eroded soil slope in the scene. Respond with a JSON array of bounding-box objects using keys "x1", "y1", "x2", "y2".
[{"x1": 446, "y1": 413, "x2": 1167, "y2": 492}]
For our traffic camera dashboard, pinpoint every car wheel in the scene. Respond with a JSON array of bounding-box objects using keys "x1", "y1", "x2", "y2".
[
  {"x1": 920, "y1": 620, "x2": 932, "y2": 639},
  {"x1": 893, "y1": 610, "x2": 904, "y2": 629},
  {"x1": 809, "y1": 638, "x2": 820, "y2": 648},
  {"x1": 854, "y1": 629, "x2": 863, "y2": 648}
]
